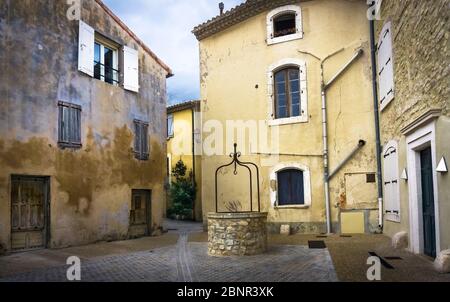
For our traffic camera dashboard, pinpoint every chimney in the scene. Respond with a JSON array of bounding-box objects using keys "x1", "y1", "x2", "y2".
[{"x1": 219, "y1": 2, "x2": 225, "y2": 15}]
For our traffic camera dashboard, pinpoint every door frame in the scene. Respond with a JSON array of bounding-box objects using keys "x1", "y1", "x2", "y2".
[
  {"x1": 10, "y1": 175, "x2": 51, "y2": 251},
  {"x1": 131, "y1": 189, "x2": 152, "y2": 235},
  {"x1": 406, "y1": 122, "x2": 440, "y2": 256}
]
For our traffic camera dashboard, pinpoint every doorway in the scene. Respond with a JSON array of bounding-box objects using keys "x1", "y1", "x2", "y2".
[
  {"x1": 420, "y1": 147, "x2": 437, "y2": 258},
  {"x1": 406, "y1": 119, "x2": 440, "y2": 257},
  {"x1": 10, "y1": 176, "x2": 50, "y2": 251},
  {"x1": 129, "y1": 189, "x2": 152, "y2": 237}
]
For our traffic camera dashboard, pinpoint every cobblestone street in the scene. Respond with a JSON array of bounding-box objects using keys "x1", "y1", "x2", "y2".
[
  {"x1": 1, "y1": 220, "x2": 449, "y2": 282},
  {"x1": 0, "y1": 232, "x2": 337, "y2": 282},
  {"x1": 0, "y1": 242, "x2": 338, "y2": 282}
]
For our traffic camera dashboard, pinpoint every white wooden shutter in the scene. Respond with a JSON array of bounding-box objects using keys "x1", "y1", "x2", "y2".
[
  {"x1": 383, "y1": 141, "x2": 400, "y2": 222},
  {"x1": 123, "y1": 46, "x2": 139, "y2": 92},
  {"x1": 378, "y1": 21, "x2": 395, "y2": 111},
  {"x1": 78, "y1": 20, "x2": 95, "y2": 77}
]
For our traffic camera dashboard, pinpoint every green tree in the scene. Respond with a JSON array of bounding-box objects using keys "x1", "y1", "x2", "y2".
[{"x1": 168, "y1": 160, "x2": 196, "y2": 219}]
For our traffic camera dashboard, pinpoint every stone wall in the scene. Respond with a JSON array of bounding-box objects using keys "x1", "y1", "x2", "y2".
[
  {"x1": 377, "y1": 0, "x2": 450, "y2": 252},
  {"x1": 378, "y1": 0, "x2": 450, "y2": 141},
  {"x1": 208, "y1": 212, "x2": 268, "y2": 256}
]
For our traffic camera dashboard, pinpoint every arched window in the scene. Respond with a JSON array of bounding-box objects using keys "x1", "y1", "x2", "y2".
[
  {"x1": 267, "y1": 5, "x2": 303, "y2": 45},
  {"x1": 277, "y1": 169, "x2": 304, "y2": 206},
  {"x1": 274, "y1": 67, "x2": 301, "y2": 119},
  {"x1": 273, "y1": 13, "x2": 296, "y2": 38},
  {"x1": 270, "y1": 163, "x2": 311, "y2": 207}
]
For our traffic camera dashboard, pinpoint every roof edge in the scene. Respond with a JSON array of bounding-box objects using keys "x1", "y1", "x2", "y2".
[
  {"x1": 192, "y1": 0, "x2": 308, "y2": 41},
  {"x1": 95, "y1": 0, "x2": 173, "y2": 78},
  {"x1": 167, "y1": 100, "x2": 201, "y2": 113}
]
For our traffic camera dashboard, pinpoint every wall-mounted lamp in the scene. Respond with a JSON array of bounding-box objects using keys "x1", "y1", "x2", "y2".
[
  {"x1": 401, "y1": 168, "x2": 408, "y2": 181},
  {"x1": 437, "y1": 157, "x2": 448, "y2": 173}
]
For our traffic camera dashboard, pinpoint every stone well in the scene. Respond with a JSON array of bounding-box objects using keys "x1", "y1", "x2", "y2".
[{"x1": 208, "y1": 212, "x2": 268, "y2": 257}]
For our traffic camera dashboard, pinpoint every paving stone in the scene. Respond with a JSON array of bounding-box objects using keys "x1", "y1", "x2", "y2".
[{"x1": 0, "y1": 241, "x2": 338, "y2": 282}]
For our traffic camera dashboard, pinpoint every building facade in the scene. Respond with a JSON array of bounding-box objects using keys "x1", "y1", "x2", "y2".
[
  {"x1": 376, "y1": 0, "x2": 450, "y2": 258},
  {"x1": 167, "y1": 101, "x2": 202, "y2": 221},
  {"x1": 193, "y1": 0, "x2": 380, "y2": 234},
  {"x1": 0, "y1": 0, "x2": 172, "y2": 252}
]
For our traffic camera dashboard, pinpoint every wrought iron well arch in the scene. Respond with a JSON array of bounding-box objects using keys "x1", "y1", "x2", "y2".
[{"x1": 215, "y1": 143, "x2": 261, "y2": 213}]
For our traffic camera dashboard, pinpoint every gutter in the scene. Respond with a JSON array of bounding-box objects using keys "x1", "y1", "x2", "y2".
[
  {"x1": 328, "y1": 140, "x2": 366, "y2": 180},
  {"x1": 322, "y1": 48, "x2": 363, "y2": 234},
  {"x1": 299, "y1": 47, "x2": 364, "y2": 234},
  {"x1": 191, "y1": 106, "x2": 196, "y2": 221},
  {"x1": 369, "y1": 17, "x2": 384, "y2": 230}
]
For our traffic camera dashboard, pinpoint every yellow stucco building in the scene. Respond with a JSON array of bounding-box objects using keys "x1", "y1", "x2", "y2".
[
  {"x1": 167, "y1": 101, "x2": 202, "y2": 221},
  {"x1": 193, "y1": 0, "x2": 381, "y2": 234}
]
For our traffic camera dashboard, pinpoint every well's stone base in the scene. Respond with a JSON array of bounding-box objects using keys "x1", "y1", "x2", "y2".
[{"x1": 208, "y1": 212, "x2": 268, "y2": 256}]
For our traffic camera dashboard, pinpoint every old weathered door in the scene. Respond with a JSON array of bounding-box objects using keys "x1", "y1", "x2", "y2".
[
  {"x1": 11, "y1": 176, "x2": 49, "y2": 251},
  {"x1": 130, "y1": 190, "x2": 152, "y2": 236},
  {"x1": 420, "y1": 148, "x2": 436, "y2": 258}
]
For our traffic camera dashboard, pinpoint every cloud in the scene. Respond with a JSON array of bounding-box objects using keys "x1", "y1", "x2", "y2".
[{"x1": 103, "y1": 0, "x2": 245, "y2": 105}]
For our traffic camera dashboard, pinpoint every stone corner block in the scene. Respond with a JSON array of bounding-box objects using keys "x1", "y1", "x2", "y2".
[
  {"x1": 392, "y1": 231, "x2": 408, "y2": 249},
  {"x1": 434, "y1": 250, "x2": 450, "y2": 274}
]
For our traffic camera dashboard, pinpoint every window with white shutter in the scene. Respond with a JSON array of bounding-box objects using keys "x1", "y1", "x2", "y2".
[
  {"x1": 94, "y1": 37, "x2": 120, "y2": 85},
  {"x1": 378, "y1": 21, "x2": 395, "y2": 111},
  {"x1": 123, "y1": 46, "x2": 139, "y2": 93},
  {"x1": 78, "y1": 20, "x2": 95, "y2": 77},
  {"x1": 383, "y1": 140, "x2": 400, "y2": 222}
]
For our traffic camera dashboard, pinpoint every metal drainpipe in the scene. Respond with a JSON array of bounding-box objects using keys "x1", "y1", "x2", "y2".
[
  {"x1": 299, "y1": 47, "x2": 363, "y2": 234},
  {"x1": 369, "y1": 18, "x2": 384, "y2": 230},
  {"x1": 191, "y1": 106, "x2": 196, "y2": 221},
  {"x1": 321, "y1": 49, "x2": 364, "y2": 234},
  {"x1": 320, "y1": 65, "x2": 332, "y2": 235}
]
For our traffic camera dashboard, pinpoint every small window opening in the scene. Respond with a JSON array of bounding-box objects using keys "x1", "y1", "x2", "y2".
[{"x1": 273, "y1": 13, "x2": 296, "y2": 38}]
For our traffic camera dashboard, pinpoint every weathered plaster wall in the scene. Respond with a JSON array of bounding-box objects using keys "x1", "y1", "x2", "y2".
[
  {"x1": 0, "y1": 0, "x2": 168, "y2": 250},
  {"x1": 199, "y1": 0, "x2": 378, "y2": 233},
  {"x1": 378, "y1": 0, "x2": 450, "y2": 251}
]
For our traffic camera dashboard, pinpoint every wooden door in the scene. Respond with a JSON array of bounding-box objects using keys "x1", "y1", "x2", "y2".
[
  {"x1": 11, "y1": 176, "x2": 49, "y2": 251},
  {"x1": 130, "y1": 190, "x2": 151, "y2": 236}
]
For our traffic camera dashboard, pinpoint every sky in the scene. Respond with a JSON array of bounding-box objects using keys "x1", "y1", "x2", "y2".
[{"x1": 103, "y1": 0, "x2": 245, "y2": 105}]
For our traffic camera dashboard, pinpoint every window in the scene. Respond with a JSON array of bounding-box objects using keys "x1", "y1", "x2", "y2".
[
  {"x1": 58, "y1": 101, "x2": 81, "y2": 149},
  {"x1": 94, "y1": 38, "x2": 119, "y2": 85},
  {"x1": 273, "y1": 13, "x2": 296, "y2": 38},
  {"x1": 78, "y1": 20, "x2": 139, "y2": 92},
  {"x1": 383, "y1": 140, "x2": 400, "y2": 222},
  {"x1": 167, "y1": 114, "x2": 174, "y2": 138},
  {"x1": 268, "y1": 59, "x2": 308, "y2": 126},
  {"x1": 267, "y1": 5, "x2": 303, "y2": 45},
  {"x1": 134, "y1": 120, "x2": 149, "y2": 160},
  {"x1": 270, "y1": 163, "x2": 311, "y2": 207},
  {"x1": 274, "y1": 68, "x2": 301, "y2": 119},
  {"x1": 378, "y1": 21, "x2": 395, "y2": 111},
  {"x1": 277, "y1": 169, "x2": 304, "y2": 206}
]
